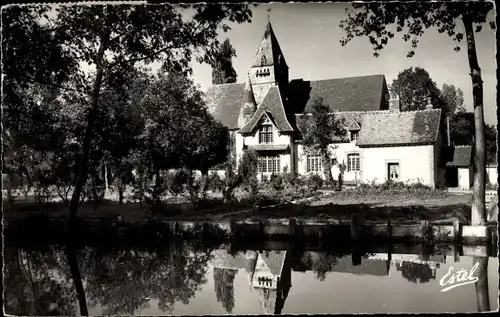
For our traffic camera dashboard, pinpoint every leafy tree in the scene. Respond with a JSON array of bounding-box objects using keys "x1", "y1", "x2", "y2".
[
  {"x1": 449, "y1": 113, "x2": 497, "y2": 164},
  {"x1": 339, "y1": 1, "x2": 495, "y2": 225},
  {"x1": 441, "y1": 83, "x2": 465, "y2": 114},
  {"x1": 211, "y1": 38, "x2": 238, "y2": 84},
  {"x1": 389, "y1": 67, "x2": 443, "y2": 112},
  {"x1": 4, "y1": 4, "x2": 253, "y2": 230},
  {"x1": 449, "y1": 112, "x2": 475, "y2": 145},
  {"x1": 298, "y1": 97, "x2": 346, "y2": 186}
]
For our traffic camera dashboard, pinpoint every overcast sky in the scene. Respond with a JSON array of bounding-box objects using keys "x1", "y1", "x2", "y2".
[{"x1": 184, "y1": 3, "x2": 496, "y2": 125}]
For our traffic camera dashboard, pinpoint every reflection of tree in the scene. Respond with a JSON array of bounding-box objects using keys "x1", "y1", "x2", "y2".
[
  {"x1": 213, "y1": 268, "x2": 237, "y2": 313},
  {"x1": 399, "y1": 262, "x2": 433, "y2": 284},
  {"x1": 473, "y1": 257, "x2": 490, "y2": 312},
  {"x1": 78, "y1": 242, "x2": 212, "y2": 315},
  {"x1": 65, "y1": 243, "x2": 88, "y2": 315},
  {"x1": 300, "y1": 252, "x2": 339, "y2": 282},
  {"x1": 4, "y1": 245, "x2": 77, "y2": 316}
]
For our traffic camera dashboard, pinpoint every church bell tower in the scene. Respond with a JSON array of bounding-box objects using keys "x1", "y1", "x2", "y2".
[{"x1": 249, "y1": 12, "x2": 289, "y2": 105}]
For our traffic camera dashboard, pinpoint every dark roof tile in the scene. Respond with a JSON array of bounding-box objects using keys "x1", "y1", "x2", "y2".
[
  {"x1": 205, "y1": 83, "x2": 245, "y2": 130},
  {"x1": 357, "y1": 109, "x2": 442, "y2": 147},
  {"x1": 239, "y1": 86, "x2": 294, "y2": 134},
  {"x1": 288, "y1": 74, "x2": 387, "y2": 113}
]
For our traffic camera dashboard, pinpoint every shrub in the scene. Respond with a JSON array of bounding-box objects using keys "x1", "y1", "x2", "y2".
[
  {"x1": 270, "y1": 173, "x2": 284, "y2": 191},
  {"x1": 306, "y1": 174, "x2": 324, "y2": 191},
  {"x1": 207, "y1": 172, "x2": 224, "y2": 192},
  {"x1": 238, "y1": 149, "x2": 258, "y2": 195},
  {"x1": 222, "y1": 167, "x2": 242, "y2": 203},
  {"x1": 166, "y1": 169, "x2": 188, "y2": 200}
]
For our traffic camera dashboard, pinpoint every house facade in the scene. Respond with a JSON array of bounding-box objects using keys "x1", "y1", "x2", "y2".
[{"x1": 206, "y1": 21, "x2": 446, "y2": 187}]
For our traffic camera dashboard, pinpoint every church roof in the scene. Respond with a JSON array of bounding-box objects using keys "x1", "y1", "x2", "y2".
[
  {"x1": 205, "y1": 82, "x2": 246, "y2": 130},
  {"x1": 357, "y1": 109, "x2": 442, "y2": 147},
  {"x1": 239, "y1": 86, "x2": 294, "y2": 134},
  {"x1": 205, "y1": 74, "x2": 387, "y2": 130},
  {"x1": 252, "y1": 21, "x2": 287, "y2": 68},
  {"x1": 287, "y1": 74, "x2": 387, "y2": 113}
]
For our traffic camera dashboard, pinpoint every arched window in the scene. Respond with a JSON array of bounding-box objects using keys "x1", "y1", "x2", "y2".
[{"x1": 261, "y1": 55, "x2": 267, "y2": 66}]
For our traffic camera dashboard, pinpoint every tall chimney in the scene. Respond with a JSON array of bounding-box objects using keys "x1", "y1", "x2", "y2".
[
  {"x1": 389, "y1": 94, "x2": 400, "y2": 112},
  {"x1": 425, "y1": 96, "x2": 433, "y2": 110}
]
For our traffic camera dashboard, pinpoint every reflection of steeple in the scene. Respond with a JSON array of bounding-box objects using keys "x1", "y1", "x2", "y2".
[{"x1": 250, "y1": 251, "x2": 291, "y2": 315}]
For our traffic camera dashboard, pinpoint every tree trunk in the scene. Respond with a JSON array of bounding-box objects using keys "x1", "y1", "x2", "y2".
[
  {"x1": 66, "y1": 27, "x2": 110, "y2": 234},
  {"x1": 473, "y1": 257, "x2": 490, "y2": 312},
  {"x1": 118, "y1": 185, "x2": 124, "y2": 204},
  {"x1": 321, "y1": 153, "x2": 333, "y2": 187},
  {"x1": 463, "y1": 17, "x2": 487, "y2": 225},
  {"x1": 66, "y1": 243, "x2": 88, "y2": 316}
]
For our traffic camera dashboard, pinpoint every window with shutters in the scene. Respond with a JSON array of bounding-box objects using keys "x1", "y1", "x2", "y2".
[{"x1": 347, "y1": 153, "x2": 360, "y2": 172}]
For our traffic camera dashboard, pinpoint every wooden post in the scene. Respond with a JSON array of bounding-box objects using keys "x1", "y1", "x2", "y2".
[
  {"x1": 230, "y1": 220, "x2": 236, "y2": 237},
  {"x1": 289, "y1": 218, "x2": 296, "y2": 238},
  {"x1": 352, "y1": 242, "x2": 362, "y2": 266},
  {"x1": 351, "y1": 213, "x2": 362, "y2": 241},
  {"x1": 259, "y1": 221, "x2": 265, "y2": 238},
  {"x1": 318, "y1": 227, "x2": 323, "y2": 249},
  {"x1": 420, "y1": 220, "x2": 429, "y2": 239},
  {"x1": 386, "y1": 220, "x2": 392, "y2": 241},
  {"x1": 175, "y1": 222, "x2": 180, "y2": 236},
  {"x1": 453, "y1": 220, "x2": 462, "y2": 243},
  {"x1": 453, "y1": 245, "x2": 461, "y2": 263}
]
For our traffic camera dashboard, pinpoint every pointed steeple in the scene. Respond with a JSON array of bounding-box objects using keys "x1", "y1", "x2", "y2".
[
  {"x1": 252, "y1": 21, "x2": 287, "y2": 68},
  {"x1": 238, "y1": 75, "x2": 257, "y2": 128}
]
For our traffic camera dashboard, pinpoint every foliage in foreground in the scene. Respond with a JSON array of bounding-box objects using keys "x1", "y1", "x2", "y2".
[{"x1": 327, "y1": 180, "x2": 450, "y2": 201}]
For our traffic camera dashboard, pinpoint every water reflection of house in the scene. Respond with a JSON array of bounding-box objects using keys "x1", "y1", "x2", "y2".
[
  {"x1": 211, "y1": 250, "x2": 292, "y2": 314},
  {"x1": 293, "y1": 252, "x2": 390, "y2": 276},
  {"x1": 368, "y1": 253, "x2": 445, "y2": 281}
]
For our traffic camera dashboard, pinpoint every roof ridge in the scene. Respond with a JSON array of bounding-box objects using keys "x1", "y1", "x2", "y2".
[
  {"x1": 210, "y1": 82, "x2": 244, "y2": 87},
  {"x1": 291, "y1": 74, "x2": 385, "y2": 83}
]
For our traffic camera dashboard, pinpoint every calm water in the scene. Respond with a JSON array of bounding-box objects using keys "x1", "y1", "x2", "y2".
[{"x1": 4, "y1": 242, "x2": 498, "y2": 315}]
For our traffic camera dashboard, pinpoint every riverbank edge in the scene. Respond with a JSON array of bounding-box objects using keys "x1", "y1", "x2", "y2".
[{"x1": 5, "y1": 213, "x2": 497, "y2": 247}]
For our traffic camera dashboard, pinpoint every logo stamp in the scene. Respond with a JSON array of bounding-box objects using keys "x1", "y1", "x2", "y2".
[{"x1": 439, "y1": 262, "x2": 479, "y2": 292}]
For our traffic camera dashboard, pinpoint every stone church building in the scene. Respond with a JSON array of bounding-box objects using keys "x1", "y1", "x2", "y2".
[{"x1": 206, "y1": 21, "x2": 447, "y2": 187}]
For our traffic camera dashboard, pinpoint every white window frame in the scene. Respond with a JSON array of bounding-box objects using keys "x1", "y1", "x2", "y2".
[
  {"x1": 307, "y1": 155, "x2": 323, "y2": 172},
  {"x1": 347, "y1": 153, "x2": 360, "y2": 172}
]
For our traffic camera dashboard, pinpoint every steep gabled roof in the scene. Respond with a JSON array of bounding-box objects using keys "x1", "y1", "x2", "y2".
[
  {"x1": 239, "y1": 86, "x2": 294, "y2": 134},
  {"x1": 347, "y1": 120, "x2": 361, "y2": 131},
  {"x1": 205, "y1": 83, "x2": 246, "y2": 130},
  {"x1": 252, "y1": 21, "x2": 287, "y2": 68},
  {"x1": 288, "y1": 74, "x2": 387, "y2": 113},
  {"x1": 357, "y1": 109, "x2": 442, "y2": 147},
  {"x1": 259, "y1": 251, "x2": 286, "y2": 276}
]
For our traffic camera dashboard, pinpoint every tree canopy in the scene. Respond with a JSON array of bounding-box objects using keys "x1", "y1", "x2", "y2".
[
  {"x1": 211, "y1": 38, "x2": 238, "y2": 84},
  {"x1": 339, "y1": 0, "x2": 495, "y2": 224}
]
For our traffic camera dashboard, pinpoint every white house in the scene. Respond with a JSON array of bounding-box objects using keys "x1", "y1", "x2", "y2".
[{"x1": 206, "y1": 20, "x2": 447, "y2": 188}]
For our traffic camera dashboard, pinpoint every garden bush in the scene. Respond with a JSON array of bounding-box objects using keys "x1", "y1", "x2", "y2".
[
  {"x1": 306, "y1": 174, "x2": 324, "y2": 191},
  {"x1": 269, "y1": 173, "x2": 285, "y2": 191},
  {"x1": 207, "y1": 172, "x2": 224, "y2": 192}
]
